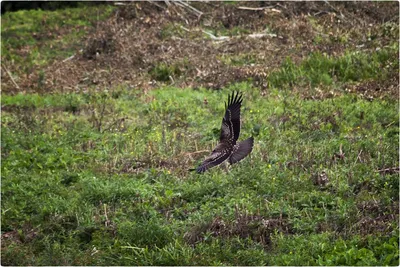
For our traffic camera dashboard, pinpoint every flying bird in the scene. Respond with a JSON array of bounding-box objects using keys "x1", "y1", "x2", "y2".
[{"x1": 194, "y1": 91, "x2": 254, "y2": 173}]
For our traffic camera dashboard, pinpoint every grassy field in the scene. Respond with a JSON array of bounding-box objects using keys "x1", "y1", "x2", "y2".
[{"x1": 1, "y1": 3, "x2": 399, "y2": 266}]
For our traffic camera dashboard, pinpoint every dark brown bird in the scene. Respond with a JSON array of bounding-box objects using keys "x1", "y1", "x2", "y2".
[{"x1": 195, "y1": 91, "x2": 254, "y2": 173}]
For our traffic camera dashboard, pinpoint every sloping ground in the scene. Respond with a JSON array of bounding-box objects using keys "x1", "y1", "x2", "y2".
[
  {"x1": 2, "y1": 1, "x2": 398, "y2": 96},
  {"x1": 1, "y1": 2, "x2": 399, "y2": 266}
]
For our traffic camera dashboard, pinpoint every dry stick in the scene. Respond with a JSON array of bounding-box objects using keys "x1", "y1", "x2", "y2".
[
  {"x1": 384, "y1": 121, "x2": 396, "y2": 128},
  {"x1": 175, "y1": 1, "x2": 203, "y2": 17},
  {"x1": 323, "y1": 0, "x2": 347, "y2": 21},
  {"x1": 173, "y1": 1, "x2": 194, "y2": 20},
  {"x1": 201, "y1": 30, "x2": 229, "y2": 41},
  {"x1": 103, "y1": 204, "x2": 109, "y2": 227},
  {"x1": 171, "y1": 4, "x2": 189, "y2": 25},
  {"x1": 181, "y1": 25, "x2": 276, "y2": 42},
  {"x1": 174, "y1": 2, "x2": 189, "y2": 10},
  {"x1": 377, "y1": 167, "x2": 400, "y2": 174},
  {"x1": 146, "y1": 0, "x2": 166, "y2": 10},
  {"x1": 354, "y1": 149, "x2": 363, "y2": 165},
  {"x1": 248, "y1": 33, "x2": 277, "y2": 38},
  {"x1": 168, "y1": 75, "x2": 175, "y2": 85},
  {"x1": 237, "y1": 6, "x2": 275, "y2": 11},
  {"x1": 62, "y1": 54, "x2": 75, "y2": 63},
  {"x1": 2, "y1": 64, "x2": 20, "y2": 90},
  {"x1": 180, "y1": 25, "x2": 190, "y2": 32}
]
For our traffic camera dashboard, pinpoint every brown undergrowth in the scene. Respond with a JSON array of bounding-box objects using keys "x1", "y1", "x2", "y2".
[
  {"x1": 2, "y1": 1, "x2": 398, "y2": 98},
  {"x1": 185, "y1": 205, "x2": 292, "y2": 247}
]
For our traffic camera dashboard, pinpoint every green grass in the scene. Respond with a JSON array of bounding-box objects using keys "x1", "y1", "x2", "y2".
[
  {"x1": 2, "y1": 4, "x2": 399, "y2": 266},
  {"x1": 2, "y1": 82, "x2": 399, "y2": 265},
  {"x1": 267, "y1": 43, "x2": 399, "y2": 89},
  {"x1": 1, "y1": 4, "x2": 115, "y2": 73},
  {"x1": 219, "y1": 53, "x2": 257, "y2": 66}
]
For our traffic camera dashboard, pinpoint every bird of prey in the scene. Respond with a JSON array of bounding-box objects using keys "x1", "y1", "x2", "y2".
[{"x1": 195, "y1": 91, "x2": 254, "y2": 173}]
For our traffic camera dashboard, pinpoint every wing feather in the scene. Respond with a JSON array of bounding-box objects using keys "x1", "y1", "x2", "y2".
[
  {"x1": 196, "y1": 146, "x2": 231, "y2": 173},
  {"x1": 220, "y1": 91, "x2": 242, "y2": 143},
  {"x1": 228, "y1": 137, "x2": 254, "y2": 165}
]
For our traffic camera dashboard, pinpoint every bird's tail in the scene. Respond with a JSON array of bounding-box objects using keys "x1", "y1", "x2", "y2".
[{"x1": 228, "y1": 137, "x2": 254, "y2": 164}]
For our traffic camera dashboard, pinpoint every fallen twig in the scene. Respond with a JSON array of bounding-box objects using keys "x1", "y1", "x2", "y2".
[
  {"x1": 168, "y1": 75, "x2": 175, "y2": 85},
  {"x1": 354, "y1": 149, "x2": 363, "y2": 165},
  {"x1": 1, "y1": 63, "x2": 20, "y2": 90},
  {"x1": 180, "y1": 25, "x2": 278, "y2": 42},
  {"x1": 377, "y1": 167, "x2": 400, "y2": 175},
  {"x1": 202, "y1": 30, "x2": 229, "y2": 41},
  {"x1": 237, "y1": 6, "x2": 275, "y2": 11},
  {"x1": 248, "y1": 33, "x2": 277, "y2": 38},
  {"x1": 146, "y1": 0, "x2": 166, "y2": 10},
  {"x1": 104, "y1": 203, "x2": 110, "y2": 227},
  {"x1": 323, "y1": 0, "x2": 347, "y2": 21},
  {"x1": 174, "y1": 1, "x2": 203, "y2": 17},
  {"x1": 180, "y1": 25, "x2": 190, "y2": 32},
  {"x1": 62, "y1": 54, "x2": 75, "y2": 63}
]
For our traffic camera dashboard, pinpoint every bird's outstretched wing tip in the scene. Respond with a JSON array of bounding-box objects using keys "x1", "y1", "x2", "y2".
[
  {"x1": 229, "y1": 91, "x2": 243, "y2": 104},
  {"x1": 189, "y1": 167, "x2": 204, "y2": 174}
]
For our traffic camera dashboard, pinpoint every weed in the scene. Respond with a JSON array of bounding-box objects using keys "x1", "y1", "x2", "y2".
[
  {"x1": 268, "y1": 44, "x2": 398, "y2": 89},
  {"x1": 149, "y1": 63, "x2": 182, "y2": 82}
]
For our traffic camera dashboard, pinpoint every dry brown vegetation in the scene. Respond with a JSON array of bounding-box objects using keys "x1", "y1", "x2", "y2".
[{"x1": 2, "y1": 1, "x2": 398, "y2": 96}]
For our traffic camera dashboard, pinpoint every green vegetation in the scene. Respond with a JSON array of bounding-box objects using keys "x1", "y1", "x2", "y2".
[
  {"x1": 2, "y1": 3, "x2": 399, "y2": 266},
  {"x1": 204, "y1": 25, "x2": 250, "y2": 38},
  {"x1": 149, "y1": 63, "x2": 183, "y2": 82},
  {"x1": 219, "y1": 53, "x2": 257, "y2": 66},
  {"x1": 1, "y1": 4, "x2": 115, "y2": 71},
  {"x1": 159, "y1": 23, "x2": 186, "y2": 40},
  {"x1": 268, "y1": 44, "x2": 398, "y2": 89},
  {"x1": 2, "y1": 82, "x2": 398, "y2": 265}
]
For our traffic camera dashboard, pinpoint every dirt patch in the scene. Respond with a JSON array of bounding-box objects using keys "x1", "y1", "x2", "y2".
[
  {"x1": 2, "y1": 1, "x2": 398, "y2": 96},
  {"x1": 352, "y1": 200, "x2": 399, "y2": 236},
  {"x1": 1, "y1": 224, "x2": 38, "y2": 244},
  {"x1": 184, "y1": 208, "x2": 292, "y2": 247},
  {"x1": 316, "y1": 200, "x2": 399, "y2": 236},
  {"x1": 345, "y1": 73, "x2": 399, "y2": 100}
]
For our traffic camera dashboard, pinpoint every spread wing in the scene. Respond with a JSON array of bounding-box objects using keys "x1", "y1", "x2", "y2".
[
  {"x1": 196, "y1": 144, "x2": 231, "y2": 173},
  {"x1": 229, "y1": 137, "x2": 254, "y2": 165},
  {"x1": 220, "y1": 91, "x2": 243, "y2": 143},
  {"x1": 193, "y1": 91, "x2": 245, "y2": 173}
]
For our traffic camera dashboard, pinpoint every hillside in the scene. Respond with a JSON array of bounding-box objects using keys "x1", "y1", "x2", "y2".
[{"x1": 1, "y1": 2, "x2": 399, "y2": 265}]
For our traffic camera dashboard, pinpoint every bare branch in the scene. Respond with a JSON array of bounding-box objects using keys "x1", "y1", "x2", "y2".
[
  {"x1": 2, "y1": 64, "x2": 20, "y2": 90},
  {"x1": 174, "y1": 1, "x2": 203, "y2": 17},
  {"x1": 238, "y1": 6, "x2": 281, "y2": 13},
  {"x1": 237, "y1": 6, "x2": 274, "y2": 11}
]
